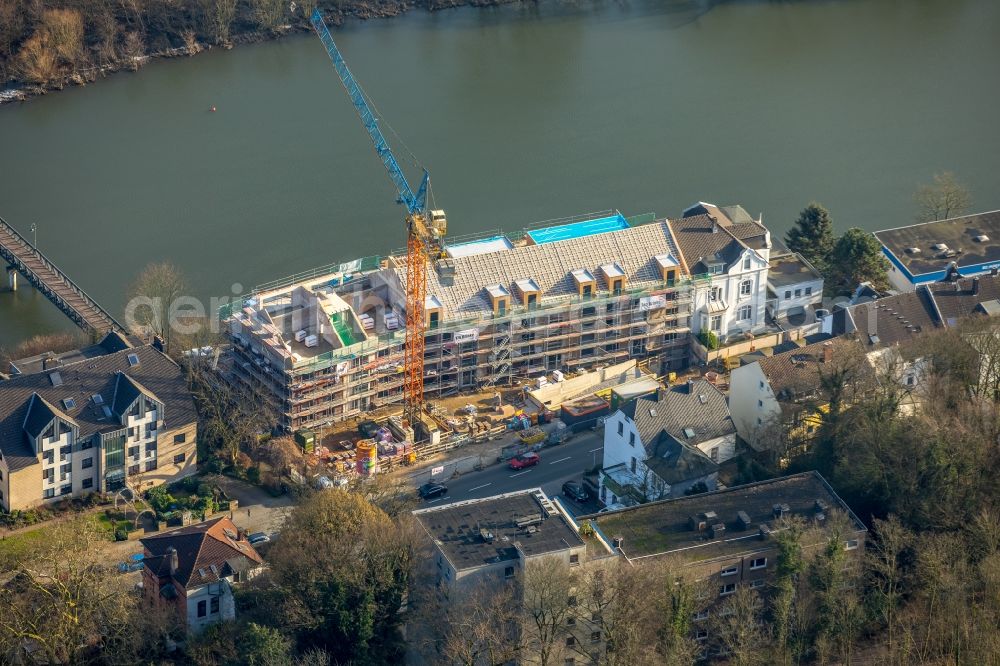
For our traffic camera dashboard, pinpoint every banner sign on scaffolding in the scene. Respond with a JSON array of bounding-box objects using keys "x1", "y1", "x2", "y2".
[{"x1": 454, "y1": 328, "x2": 480, "y2": 344}]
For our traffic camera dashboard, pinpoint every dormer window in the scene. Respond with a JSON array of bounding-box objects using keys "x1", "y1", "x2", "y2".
[
  {"x1": 743, "y1": 255, "x2": 752, "y2": 270},
  {"x1": 655, "y1": 254, "x2": 679, "y2": 285},
  {"x1": 571, "y1": 269, "x2": 597, "y2": 299},
  {"x1": 485, "y1": 284, "x2": 511, "y2": 317},
  {"x1": 514, "y1": 278, "x2": 541, "y2": 309},
  {"x1": 708, "y1": 263, "x2": 724, "y2": 275},
  {"x1": 600, "y1": 264, "x2": 626, "y2": 295},
  {"x1": 425, "y1": 295, "x2": 443, "y2": 329}
]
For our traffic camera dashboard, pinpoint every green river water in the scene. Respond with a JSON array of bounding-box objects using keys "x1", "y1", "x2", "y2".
[{"x1": 1, "y1": 0, "x2": 999, "y2": 348}]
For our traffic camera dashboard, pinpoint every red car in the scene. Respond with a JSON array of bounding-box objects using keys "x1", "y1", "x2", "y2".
[{"x1": 509, "y1": 452, "x2": 541, "y2": 470}]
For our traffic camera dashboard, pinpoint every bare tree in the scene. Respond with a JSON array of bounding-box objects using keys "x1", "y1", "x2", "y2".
[
  {"x1": 521, "y1": 556, "x2": 580, "y2": 666},
  {"x1": 915, "y1": 171, "x2": 971, "y2": 222},
  {"x1": 712, "y1": 585, "x2": 767, "y2": 666},
  {"x1": 250, "y1": 0, "x2": 286, "y2": 31},
  {"x1": 126, "y1": 261, "x2": 187, "y2": 350}
]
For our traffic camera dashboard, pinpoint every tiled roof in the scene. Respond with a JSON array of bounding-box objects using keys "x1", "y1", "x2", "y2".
[
  {"x1": 393, "y1": 220, "x2": 685, "y2": 319},
  {"x1": 667, "y1": 211, "x2": 769, "y2": 275},
  {"x1": 928, "y1": 274, "x2": 1000, "y2": 324},
  {"x1": 620, "y1": 378, "x2": 735, "y2": 448},
  {"x1": 757, "y1": 337, "x2": 862, "y2": 400},
  {"x1": 847, "y1": 289, "x2": 941, "y2": 348},
  {"x1": 141, "y1": 517, "x2": 263, "y2": 588},
  {"x1": 644, "y1": 433, "x2": 719, "y2": 485},
  {"x1": 0, "y1": 346, "x2": 196, "y2": 472}
]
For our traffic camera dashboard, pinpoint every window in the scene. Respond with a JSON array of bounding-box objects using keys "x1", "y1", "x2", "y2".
[
  {"x1": 758, "y1": 399, "x2": 763, "y2": 408},
  {"x1": 128, "y1": 446, "x2": 140, "y2": 460},
  {"x1": 569, "y1": 554, "x2": 580, "y2": 566},
  {"x1": 709, "y1": 264, "x2": 724, "y2": 275},
  {"x1": 629, "y1": 432, "x2": 635, "y2": 446},
  {"x1": 592, "y1": 612, "x2": 602, "y2": 622},
  {"x1": 146, "y1": 460, "x2": 158, "y2": 472},
  {"x1": 59, "y1": 445, "x2": 71, "y2": 461},
  {"x1": 794, "y1": 288, "x2": 802, "y2": 297},
  {"x1": 567, "y1": 616, "x2": 576, "y2": 626},
  {"x1": 174, "y1": 453, "x2": 186, "y2": 465},
  {"x1": 568, "y1": 595, "x2": 577, "y2": 607},
  {"x1": 740, "y1": 279, "x2": 752, "y2": 296},
  {"x1": 743, "y1": 256, "x2": 752, "y2": 270},
  {"x1": 805, "y1": 286, "x2": 812, "y2": 296},
  {"x1": 210, "y1": 597, "x2": 219, "y2": 614},
  {"x1": 845, "y1": 539, "x2": 860, "y2": 551},
  {"x1": 630, "y1": 457, "x2": 637, "y2": 473},
  {"x1": 617, "y1": 422, "x2": 623, "y2": 436},
  {"x1": 591, "y1": 631, "x2": 601, "y2": 643},
  {"x1": 197, "y1": 600, "x2": 207, "y2": 618},
  {"x1": 62, "y1": 397, "x2": 76, "y2": 410},
  {"x1": 82, "y1": 457, "x2": 93, "y2": 469},
  {"x1": 750, "y1": 557, "x2": 767, "y2": 570},
  {"x1": 174, "y1": 433, "x2": 186, "y2": 444},
  {"x1": 146, "y1": 441, "x2": 157, "y2": 454},
  {"x1": 80, "y1": 439, "x2": 93, "y2": 450},
  {"x1": 504, "y1": 566, "x2": 515, "y2": 579},
  {"x1": 43, "y1": 488, "x2": 55, "y2": 499},
  {"x1": 693, "y1": 610, "x2": 709, "y2": 621},
  {"x1": 43, "y1": 469, "x2": 54, "y2": 483},
  {"x1": 750, "y1": 578, "x2": 766, "y2": 589},
  {"x1": 710, "y1": 447, "x2": 719, "y2": 462},
  {"x1": 696, "y1": 629, "x2": 709, "y2": 642},
  {"x1": 710, "y1": 315, "x2": 721, "y2": 332},
  {"x1": 710, "y1": 286, "x2": 722, "y2": 301},
  {"x1": 738, "y1": 304, "x2": 752, "y2": 321},
  {"x1": 565, "y1": 637, "x2": 576, "y2": 647},
  {"x1": 719, "y1": 583, "x2": 736, "y2": 596},
  {"x1": 60, "y1": 484, "x2": 72, "y2": 495},
  {"x1": 784, "y1": 290, "x2": 791, "y2": 299},
  {"x1": 128, "y1": 464, "x2": 139, "y2": 476},
  {"x1": 82, "y1": 478, "x2": 93, "y2": 489},
  {"x1": 721, "y1": 566, "x2": 738, "y2": 577},
  {"x1": 43, "y1": 450, "x2": 54, "y2": 465}
]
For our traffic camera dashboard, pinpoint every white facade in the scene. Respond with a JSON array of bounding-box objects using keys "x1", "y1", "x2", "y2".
[
  {"x1": 728, "y1": 362, "x2": 781, "y2": 448},
  {"x1": 691, "y1": 247, "x2": 771, "y2": 341},
  {"x1": 769, "y1": 277, "x2": 824, "y2": 318},
  {"x1": 186, "y1": 580, "x2": 237, "y2": 634}
]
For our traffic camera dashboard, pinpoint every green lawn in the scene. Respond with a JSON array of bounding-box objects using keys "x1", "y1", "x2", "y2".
[{"x1": 0, "y1": 513, "x2": 118, "y2": 564}]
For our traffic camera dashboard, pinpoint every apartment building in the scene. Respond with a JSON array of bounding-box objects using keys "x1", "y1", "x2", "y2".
[
  {"x1": 226, "y1": 211, "x2": 695, "y2": 433},
  {"x1": 671, "y1": 203, "x2": 773, "y2": 342},
  {"x1": 0, "y1": 333, "x2": 197, "y2": 510}
]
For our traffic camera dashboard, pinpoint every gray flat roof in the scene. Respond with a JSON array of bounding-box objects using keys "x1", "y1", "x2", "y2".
[
  {"x1": 768, "y1": 254, "x2": 823, "y2": 289},
  {"x1": 413, "y1": 489, "x2": 584, "y2": 571},
  {"x1": 583, "y1": 471, "x2": 864, "y2": 563},
  {"x1": 874, "y1": 210, "x2": 1000, "y2": 277}
]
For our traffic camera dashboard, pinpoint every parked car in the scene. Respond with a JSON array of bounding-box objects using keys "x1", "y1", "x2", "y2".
[
  {"x1": 599, "y1": 503, "x2": 627, "y2": 514},
  {"x1": 509, "y1": 452, "x2": 541, "y2": 470},
  {"x1": 419, "y1": 482, "x2": 448, "y2": 500},
  {"x1": 248, "y1": 532, "x2": 271, "y2": 546},
  {"x1": 562, "y1": 481, "x2": 589, "y2": 503}
]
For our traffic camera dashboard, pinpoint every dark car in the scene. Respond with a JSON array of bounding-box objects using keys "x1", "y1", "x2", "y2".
[
  {"x1": 562, "y1": 481, "x2": 589, "y2": 503},
  {"x1": 358, "y1": 420, "x2": 380, "y2": 438},
  {"x1": 509, "y1": 452, "x2": 541, "y2": 470},
  {"x1": 419, "y1": 482, "x2": 448, "y2": 500}
]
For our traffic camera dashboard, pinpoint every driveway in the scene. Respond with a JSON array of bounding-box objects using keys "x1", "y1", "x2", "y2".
[{"x1": 204, "y1": 474, "x2": 295, "y2": 537}]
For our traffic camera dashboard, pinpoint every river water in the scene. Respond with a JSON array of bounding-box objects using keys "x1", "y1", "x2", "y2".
[{"x1": 1, "y1": 0, "x2": 999, "y2": 349}]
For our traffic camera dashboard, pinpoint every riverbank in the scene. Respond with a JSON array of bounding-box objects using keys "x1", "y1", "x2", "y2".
[{"x1": 0, "y1": 0, "x2": 518, "y2": 106}]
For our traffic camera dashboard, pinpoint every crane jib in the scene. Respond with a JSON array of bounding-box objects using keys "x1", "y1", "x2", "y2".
[{"x1": 310, "y1": 9, "x2": 427, "y2": 216}]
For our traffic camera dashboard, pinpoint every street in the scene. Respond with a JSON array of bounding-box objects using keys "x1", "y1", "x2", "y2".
[{"x1": 418, "y1": 430, "x2": 604, "y2": 515}]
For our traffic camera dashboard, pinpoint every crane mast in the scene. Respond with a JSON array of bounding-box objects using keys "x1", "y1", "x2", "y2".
[{"x1": 310, "y1": 9, "x2": 444, "y2": 430}]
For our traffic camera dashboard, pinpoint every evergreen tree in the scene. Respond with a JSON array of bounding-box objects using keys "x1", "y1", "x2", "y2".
[
  {"x1": 828, "y1": 228, "x2": 889, "y2": 294},
  {"x1": 785, "y1": 203, "x2": 835, "y2": 272}
]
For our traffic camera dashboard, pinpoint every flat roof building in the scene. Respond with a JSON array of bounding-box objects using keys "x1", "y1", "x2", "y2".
[
  {"x1": 874, "y1": 210, "x2": 1000, "y2": 291},
  {"x1": 413, "y1": 488, "x2": 587, "y2": 589}
]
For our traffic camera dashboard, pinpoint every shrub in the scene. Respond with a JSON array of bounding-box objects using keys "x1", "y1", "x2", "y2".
[
  {"x1": 246, "y1": 466, "x2": 261, "y2": 485},
  {"x1": 697, "y1": 330, "x2": 720, "y2": 350},
  {"x1": 114, "y1": 528, "x2": 128, "y2": 541}
]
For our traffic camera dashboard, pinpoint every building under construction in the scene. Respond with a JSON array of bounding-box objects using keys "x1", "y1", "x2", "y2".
[{"x1": 225, "y1": 210, "x2": 723, "y2": 433}]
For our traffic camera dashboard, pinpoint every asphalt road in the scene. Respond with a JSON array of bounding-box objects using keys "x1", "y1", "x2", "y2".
[{"x1": 420, "y1": 430, "x2": 605, "y2": 516}]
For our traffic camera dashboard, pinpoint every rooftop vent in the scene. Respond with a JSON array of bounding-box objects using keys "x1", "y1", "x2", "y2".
[
  {"x1": 683, "y1": 427, "x2": 696, "y2": 439},
  {"x1": 975, "y1": 235, "x2": 990, "y2": 243},
  {"x1": 709, "y1": 523, "x2": 726, "y2": 539},
  {"x1": 736, "y1": 511, "x2": 752, "y2": 530},
  {"x1": 516, "y1": 514, "x2": 544, "y2": 529},
  {"x1": 479, "y1": 528, "x2": 495, "y2": 544},
  {"x1": 814, "y1": 499, "x2": 830, "y2": 512},
  {"x1": 772, "y1": 503, "x2": 790, "y2": 519},
  {"x1": 48, "y1": 371, "x2": 63, "y2": 387},
  {"x1": 92, "y1": 394, "x2": 104, "y2": 405},
  {"x1": 932, "y1": 243, "x2": 949, "y2": 252},
  {"x1": 759, "y1": 523, "x2": 773, "y2": 540},
  {"x1": 905, "y1": 247, "x2": 921, "y2": 254}
]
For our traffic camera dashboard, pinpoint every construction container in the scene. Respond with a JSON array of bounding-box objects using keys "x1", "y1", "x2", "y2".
[
  {"x1": 518, "y1": 427, "x2": 546, "y2": 445},
  {"x1": 295, "y1": 329, "x2": 308, "y2": 342},
  {"x1": 294, "y1": 429, "x2": 315, "y2": 453},
  {"x1": 304, "y1": 334, "x2": 319, "y2": 348},
  {"x1": 560, "y1": 396, "x2": 610, "y2": 432}
]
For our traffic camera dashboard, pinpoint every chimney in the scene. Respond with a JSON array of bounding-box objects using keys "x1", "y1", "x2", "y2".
[
  {"x1": 167, "y1": 546, "x2": 178, "y2": 576},
  {"x1": 973, "y1": 277, "x2": 981, "y2": 296},
  {"x1": 992, "y1": 268, "x2": 998, "y2": 277},
  {"x1": 686, "y1": 379, "x2": 695, "y2": 394},
  {"x1": 711, "y1": 218, "x2": 719, "y2": 234},
  {"x1": 656, "y1": 386, "x2": 667, "y2": 401},
  {"x1": 822, "y1": 341, "x2": 833, "y2": 363},
  {"x1": 152, "y1": 336, "x2": 165, "y2": 352}
]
